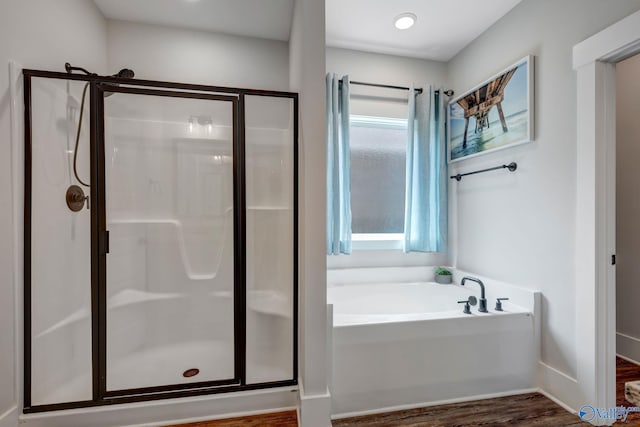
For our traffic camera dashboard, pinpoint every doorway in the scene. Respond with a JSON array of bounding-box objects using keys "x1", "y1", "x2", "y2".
[
  {"x1": 615, "y1": 52, "x2": 640, "y2": 421},
  {"x1": 574, "y1": 9, "x2": 640, "y2": 421}
]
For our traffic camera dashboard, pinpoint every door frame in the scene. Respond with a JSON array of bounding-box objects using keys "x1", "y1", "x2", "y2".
[
  {"x1": 94, "y1": 83, "x2": 242, "y2": 399},
  {"x1": 573, "y1": 9, "x2": 640, "y2": 424},
  {"x1": 22, "y1": 69, "x2": 299, "y2": 413}
]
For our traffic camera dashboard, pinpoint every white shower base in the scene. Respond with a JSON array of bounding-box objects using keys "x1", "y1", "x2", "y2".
[
  {"x1": 108, "y1": 340, "x2": 234, "y2": 390},
  {"x1": 38, "y1": 340, "x2": 291, "y2": 408},
  {"x1": 33, "y1": 287, "x2": 291, "y2": 406},
  {"x1": 39, "y1": 340, "x2": 232, "y2": 405}
]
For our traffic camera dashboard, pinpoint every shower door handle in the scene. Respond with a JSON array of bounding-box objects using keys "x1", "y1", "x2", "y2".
[{"x1": 101, "y1": 230, "x2": 110, "y2": 255}]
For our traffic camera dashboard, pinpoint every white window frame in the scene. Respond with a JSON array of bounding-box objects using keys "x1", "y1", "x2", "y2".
[{"x1": 350, "y1": 115, "x2": 407, "y2": 250}]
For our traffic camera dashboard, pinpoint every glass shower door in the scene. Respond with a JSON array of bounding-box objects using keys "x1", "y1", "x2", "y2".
[{"x1": 100, "y1": 87, "x2": 239, "y2": 393}]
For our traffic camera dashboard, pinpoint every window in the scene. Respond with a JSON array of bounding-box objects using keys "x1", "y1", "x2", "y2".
[{"x1": 350, "y1": 115, "x2": 407, "y2": 249}]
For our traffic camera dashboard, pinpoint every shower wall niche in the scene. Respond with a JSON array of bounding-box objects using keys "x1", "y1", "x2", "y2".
[{"x1": 23, "y1": 69, "x2": 297, "y2": 412}]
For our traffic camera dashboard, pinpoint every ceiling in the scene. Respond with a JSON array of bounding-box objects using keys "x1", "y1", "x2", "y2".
[
  {"x1": 94, "y1": 0, "x2": 522, "y2": 62},
  {"x1": 93, "y1": 0, "x2": 295, "y2": 41},
  {"x1": 325, "y1": 0, "x2": 523, "y2": 61}
]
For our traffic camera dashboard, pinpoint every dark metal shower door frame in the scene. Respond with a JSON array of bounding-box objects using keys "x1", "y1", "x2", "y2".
[
  {"x1": 22, "y1": 69, "x2": 299, "y2": 414},
  {"x1": 94, "y1": 84, "x2": 243, "y2": 399}
]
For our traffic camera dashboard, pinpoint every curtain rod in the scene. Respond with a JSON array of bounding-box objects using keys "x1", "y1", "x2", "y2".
[{"x1": 340, "y1": 79, "x2": 454, "y2": 97}]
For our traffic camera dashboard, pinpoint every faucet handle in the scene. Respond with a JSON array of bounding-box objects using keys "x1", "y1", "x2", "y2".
[
  {"x1": 495, "y1": 297, "x2": 509, "y2": 311},
  {"x1": 457, "y1": 296, "x2": 477, "y2": 314}
]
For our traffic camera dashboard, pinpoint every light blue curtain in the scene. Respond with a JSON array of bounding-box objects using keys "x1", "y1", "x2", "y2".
[
  {"x1": 326, "y1": 73, "x2": 352, "y2": 255},
  {"x1": 403, "y1": 85, "x2": 448, "y2": 253}
]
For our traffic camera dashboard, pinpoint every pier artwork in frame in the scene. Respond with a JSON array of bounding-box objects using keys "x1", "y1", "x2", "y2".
[{"x1": 448, "y1": 55, "x2": 534, "y2": 163}]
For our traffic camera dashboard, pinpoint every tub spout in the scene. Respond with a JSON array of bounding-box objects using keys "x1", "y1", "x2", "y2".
[{"x1": 461, "y1": 276, "x2": 488, "y2": 313}]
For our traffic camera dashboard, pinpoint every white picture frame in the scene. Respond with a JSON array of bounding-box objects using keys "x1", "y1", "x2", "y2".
[{"x1": 447, "y1": 55, "x2": 534, "y2": 163}]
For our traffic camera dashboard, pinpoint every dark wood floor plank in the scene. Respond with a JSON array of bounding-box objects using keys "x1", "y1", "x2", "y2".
[
  {"x1": 166, "y1": 410, "x2": 298, "y2": 427},
  {"x1": 332, "y1": 393, "x2": 585, "y2": 426},
  {"x1": 333, "y1": 359, "x2": 640, "y2": 426},
  {"x1": 617, "y1": 357, "x2": 640, "y2": 425}
]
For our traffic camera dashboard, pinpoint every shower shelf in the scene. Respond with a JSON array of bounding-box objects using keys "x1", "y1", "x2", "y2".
[
  {"x1": 34, "y1": 307, "x2": 91, "y2": 339},
  {"x1": 35, "y1": 290, "x2": 184, "y2": 339},
  {"x1": 108, "y1": 289, "x2": 184, "y2": 309},
  {"x1": 34, "y1": 289, "x2": 234, "y2": 339},
  {"x1": 248, "y1": 290, "x2": 291, "y2": 318},
  {"x1": 246, "y1": 206, "x2": 292, "y2": 211},
  {"x1": 108, "y1": 219, "x2": 227, "y2": 280}
]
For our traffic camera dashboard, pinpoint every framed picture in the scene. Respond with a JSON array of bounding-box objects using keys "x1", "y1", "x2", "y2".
[{"x1": 447, "y1": 55, "x2": 534, "y2": 163}]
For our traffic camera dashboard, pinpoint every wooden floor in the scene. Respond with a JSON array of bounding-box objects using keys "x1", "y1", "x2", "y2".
[
  {"x1": 617, "y1": 357, "x2": 640, "y2": 425},
  {"x1": 165, "y1": 359, "x2": 640, "y2": 427},
  {"x1": 333, "y1": 359, "x2": 640, "y2": 426},
  {"x1": 166, "y1": 410, "x2": 298, "y2": 427},
  {"x1": 332, "y1": 393, "x2": 586, "y2": 426}
]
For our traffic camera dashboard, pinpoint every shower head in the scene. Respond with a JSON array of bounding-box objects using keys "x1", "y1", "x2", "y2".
[
  {"x1": 113, "y1": 68, "x2": 135, "y2": 79},
  {"x1": 104, "y1": 68, "x2": 135, "y2": 97}
]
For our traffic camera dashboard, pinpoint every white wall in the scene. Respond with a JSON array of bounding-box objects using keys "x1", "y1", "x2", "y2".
[
  {"x1": 447, "y1": 0, "x2": 640, "y2": 386},
  {"x1": 326, "y1": 47, "x2": 448, "y2": 119},
  {"x1": 616, "y1": 53, "x2": 640, "y2": 364},
  {"x1": 0, "y1": 0, "x2": 107, "y2": 420},
  {"x1": 290, "y1": 0, "x2": 331, "y2": 425},
  {"x1": 107, "y1": 20, "x2": 289, "y2": 91}
]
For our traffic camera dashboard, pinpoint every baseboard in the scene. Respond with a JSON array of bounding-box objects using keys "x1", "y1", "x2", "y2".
[
  {"x1": 298, "y1": 380, "x2": 331, "y2": 427},
  {"x1": 617, "y1": 353, "x2": 640, "y2": 366},
  {"x1": 0, "y1": 406, "x2": 18, "y2": 427},
  {"x1": 331, "y1": 388, "x2": 539, "y2": 420},
  {"x1": 125, "y1": 407, "x2": 298, "y2": 427},
  {"x1": 537, "y1": 361, "x2": 579, "y2": 413},
  {"x1": 617, "y1": 333, "x2": 640, "y2": 365},
  {"x1": 19, "y1": 387, "x2": 297, "y2": 427},
  {"x1": 537, "y1": 388, "x2": 577, "y2": 415}
]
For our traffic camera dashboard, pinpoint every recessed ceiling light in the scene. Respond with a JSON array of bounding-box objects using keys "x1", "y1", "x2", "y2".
[{"x1": 394, "y1": 13, "x2": 417, "y2": 30}]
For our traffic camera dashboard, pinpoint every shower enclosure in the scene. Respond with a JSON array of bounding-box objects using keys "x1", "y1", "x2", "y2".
[{"x1": 23, "y1": 68, "x2": 297, "y2": 412}]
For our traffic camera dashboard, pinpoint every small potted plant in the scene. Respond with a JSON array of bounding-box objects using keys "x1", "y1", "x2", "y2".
[{"x1": 434, "y1": 267, "x2": 453, "y2": 284}]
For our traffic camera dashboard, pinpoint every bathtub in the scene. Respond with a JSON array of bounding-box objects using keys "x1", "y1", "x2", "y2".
[{"x1": 328, "y1": 268, "x2": 540, "y2": 417}]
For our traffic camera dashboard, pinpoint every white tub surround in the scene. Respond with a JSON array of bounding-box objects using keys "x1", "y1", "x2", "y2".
[
  {"x1": 328, "y1": 268, "x2": 541, "y2": 417},
  {"x1": 327, "y1": 266, "x2": 436, "y2": 286}
]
